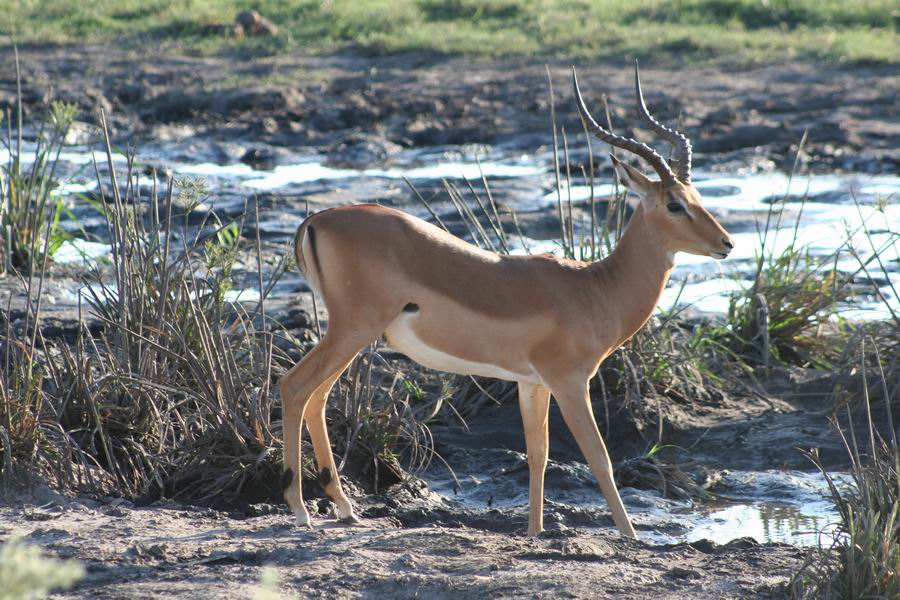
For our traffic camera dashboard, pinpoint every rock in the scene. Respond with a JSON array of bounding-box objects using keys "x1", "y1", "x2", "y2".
[
  {"x1": 145, "y1": 89, "x2": 207, "y2": 122},
  {"x1": 212, "y1": 87, "x2": 304, "y2": 115},
  {"x1": 724, "y1": 536, "x2": 759, "y2": 549},
  {"x1": 325, "y1": 134, "x2": 402, "y2": 169},
  {"x1": 670, "y1": 566, "x2": 702, "y2": 579},
  {"x1": 202, "y1": 22, "x2": 244, "y2": 37},
  {"x1": 114, "y1": 82, "x2": 149, "y2": 105},
  {"x1": 235, "y1": 10, "x2": 279, "y2": 36},
  {"x1": 62, "y1": 120, "x2": 100, "y2": 145},
  {"x1": 150, "y1": 123, "x2": 197, "y2": 142},
  {"x1": 689, "y1": 538, "x2": 718, "y2": 554},
  {"x1": 240, "y1": 147, "x2": 279, "y2": 170},
  {"x1": 697, "y1": 123, "x2": 785, "y2": 153}
]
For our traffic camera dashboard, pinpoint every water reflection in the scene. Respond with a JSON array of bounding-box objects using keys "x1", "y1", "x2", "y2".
[{"x1": 687, "y1": 500, "x2": 834, "y2": 546}]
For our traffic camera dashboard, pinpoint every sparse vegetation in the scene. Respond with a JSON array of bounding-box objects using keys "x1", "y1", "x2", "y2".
[
  {"x1": 0, "y1": 48, "x2": 897, "y2": 539},
  {"x1": 2, "y1": 1, "x2": 897, "y2": 64},
  {"x1": 722, "y1": 139, "x2": 854, "y2": 369},
  {"x1": 0, "y1": 100, "x2": 452, "y2": 503}
]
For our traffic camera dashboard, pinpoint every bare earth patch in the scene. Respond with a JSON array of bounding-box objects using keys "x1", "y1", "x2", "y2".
[{"x1": 2, "y1": 498, "x2": 803, "y2": 599}]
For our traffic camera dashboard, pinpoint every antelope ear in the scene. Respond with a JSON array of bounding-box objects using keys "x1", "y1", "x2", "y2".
[
  {"x1": 610, "y1": 154, "x2": 654, "y2": 208},
  {"x1": 667, "y1": 157, "x2": 681, "y2": 172}
]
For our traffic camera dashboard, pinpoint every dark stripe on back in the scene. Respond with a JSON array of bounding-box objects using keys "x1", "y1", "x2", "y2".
[{"x1": 307, "y1": 224, "x2": 322, "y2": 275}]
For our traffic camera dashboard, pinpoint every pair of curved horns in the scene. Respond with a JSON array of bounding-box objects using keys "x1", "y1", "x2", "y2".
[{"x1": 573, "y1": 60, "x2": 693, "y2": 185}]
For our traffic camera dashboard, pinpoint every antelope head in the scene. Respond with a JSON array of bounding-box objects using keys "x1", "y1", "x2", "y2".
[{"x1": 573, "y1": 62, "x2": 734, "y2": 260}]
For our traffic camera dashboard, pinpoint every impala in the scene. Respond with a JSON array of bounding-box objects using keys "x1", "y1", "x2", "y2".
[{"x1": 279, "y1": 62, "x2": 734, "y2": 538}]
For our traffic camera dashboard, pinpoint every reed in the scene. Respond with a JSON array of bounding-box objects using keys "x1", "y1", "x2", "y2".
[{"x1": 0, "y1": 49, "x2": 78, "y2": 274}]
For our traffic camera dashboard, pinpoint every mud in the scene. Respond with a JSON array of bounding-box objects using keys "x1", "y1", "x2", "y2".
[
  {"x1": 0, "y1": 361, "x2": 840, "y2": 598},
  {"x1": 6, "y1": 46, "x2": 899, "y2": 175}
]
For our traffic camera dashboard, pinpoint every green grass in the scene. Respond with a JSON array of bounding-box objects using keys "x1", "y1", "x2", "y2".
[{"x1": 2, "y1": 0, "x2": 898, "y2": 64}]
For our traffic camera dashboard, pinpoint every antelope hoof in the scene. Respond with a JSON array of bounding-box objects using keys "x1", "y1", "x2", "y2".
[
  {"x1": 334, "y1": 498, "x2": 357, "y2": 524},
  {"x1": 339, "y1": 513, "x2": 361, "y2": 525},
  {"x1": 294, "y1": 507, "x2": 312, "y2": 528}
]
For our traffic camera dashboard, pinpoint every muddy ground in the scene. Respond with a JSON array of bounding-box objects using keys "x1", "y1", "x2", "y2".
[
  {"x1": 0, "y1": 367, "x2": 835, "y2": 598},
  {"x1": 5, "y1": 45, "x2": 899, "y2": 175},
  {"x1": 2, "y1": 44, "x2": 895, "y2": 597}
]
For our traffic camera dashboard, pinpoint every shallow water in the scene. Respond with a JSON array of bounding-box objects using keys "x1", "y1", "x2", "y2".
[
  {"x1": 46, "y1": 141, "x2": 900, "y2": 320},
  {"x1": 426, "y1": 460, "x2": 842, "y2": 546},
  {"x1": 670, "y1": 470, "x2": 844, "y2": 546}
]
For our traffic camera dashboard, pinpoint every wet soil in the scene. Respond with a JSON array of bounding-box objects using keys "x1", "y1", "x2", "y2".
[
  {"x1": 0, "y1": 359, "x2": 840, "y2": 598},
  {"x1": 5, "y1": 45, "x2": 899, "y2": 175}
]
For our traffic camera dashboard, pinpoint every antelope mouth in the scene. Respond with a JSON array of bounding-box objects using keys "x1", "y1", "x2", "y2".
[{"x1": 712, "y1": 251, "x2": 730, "y2": 259}]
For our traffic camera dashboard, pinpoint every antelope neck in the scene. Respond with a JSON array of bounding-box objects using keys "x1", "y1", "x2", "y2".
[{"x1": 588, "y1": 204, "x2": 674, "y2": 343}]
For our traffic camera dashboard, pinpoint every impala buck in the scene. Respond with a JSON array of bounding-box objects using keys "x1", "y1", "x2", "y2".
[{"x1": 280, "y1": 62, "x2": 734, "y2": 538}]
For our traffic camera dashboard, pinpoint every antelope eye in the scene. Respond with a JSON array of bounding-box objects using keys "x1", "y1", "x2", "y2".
[{"x1": 666, "y1": 201, "x2": 684, "y2": 213}]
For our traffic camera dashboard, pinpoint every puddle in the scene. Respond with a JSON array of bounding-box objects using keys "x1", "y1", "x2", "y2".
[
  {"x1": 673, "y1": 470, "x2": 845, "y2": 546},
  {"x1": 425, "y1": 454, "x2": 843, "y2": 546},
  {"x1": 684, "y1": 501, "x2": 833, "y2": 546}
]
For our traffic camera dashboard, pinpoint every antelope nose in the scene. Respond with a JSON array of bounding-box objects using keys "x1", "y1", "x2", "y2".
[{"x1": 722, "y1": 237, "x2": 734, "y2": 250}]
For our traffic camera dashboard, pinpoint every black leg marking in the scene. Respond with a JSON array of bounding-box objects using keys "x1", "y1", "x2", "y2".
[
  {"x1": 402, "y1": 302, "x2": 419, "y2": 313},
  {"x1": 281, "y1": 468, "x2": 294, "y2": 491},
  {"x1": 307, "y1": 225, "x2": 322, "y2": 275},
  {"x1": 318, "y1": 467, "x2": 333, "y2": 488}
]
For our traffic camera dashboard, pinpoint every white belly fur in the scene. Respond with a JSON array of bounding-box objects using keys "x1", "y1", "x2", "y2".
[{"x1": 383, "y1": 313, "x2": 539, "y2": 384}]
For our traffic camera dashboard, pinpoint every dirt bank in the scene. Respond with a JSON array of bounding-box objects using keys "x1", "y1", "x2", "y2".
[
  {"x1": 2, "y1": 493, "x2": 804, "y2": 599},
  {"x1": 5, "y1": 45, "x2": 899, "y2": 174}
]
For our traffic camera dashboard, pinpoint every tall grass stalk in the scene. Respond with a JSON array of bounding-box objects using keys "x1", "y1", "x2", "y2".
[
  {"x1": 0, "y1": 49, "x2": 77, "y2": 274},
  {"x1": 0, "y1": 207, "x2": 90, "y2": 493}
]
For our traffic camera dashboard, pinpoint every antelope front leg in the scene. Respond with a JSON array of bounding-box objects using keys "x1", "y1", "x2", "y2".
[
  {"x1": 518, "y1": 382, "x2": 551, "y2": 536},
  {"x1": 550, "y1": 379, "x2": 637, "y2": 538}
]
